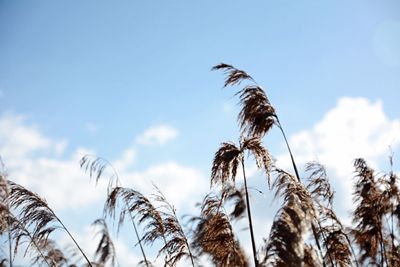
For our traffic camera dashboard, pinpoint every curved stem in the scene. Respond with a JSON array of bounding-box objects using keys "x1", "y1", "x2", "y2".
[
  {"x1": 276, "y1": 119, "x2": 300, "y2": 182},
  {"x1": 343, "y1": 232, "x2": 360, "y2": 267},
  {"x1": 241, "y1": 157, "x2": 259, "y2": 267},
  {"x1": 171, "y1": 208, "x2": 196, "y2": 267},
  {"x1": 185, "y1": 236, "x2": 196, "y2": 267},
  {"x1": 130, "y1": 215, "x2": 150, "y2": 267},
  {"x1": 14, "y1": 219, "x2": 52, "y2": 267},
  {"x1": 379, "y1": 226, "x2": 389, "y2": 267},
  {"x1": 275, "y1": 119, "x2": 328, "y2": 267},
  {"x1": 53, "y1": 215, "x2": 93, "y2": 267},
  {"x1": 8, "y1": 225, "x2": 13, "y2": 267}
]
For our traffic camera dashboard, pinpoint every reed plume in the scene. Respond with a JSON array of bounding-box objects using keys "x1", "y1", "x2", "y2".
[
  {"x1": 380, "y1": 155, "x2": 400, "y2": 266},
  {"x1": 6, "y1": 181, "x2": 93, "y2": 267},
  {"x1": 262, "y1": 168, "x2": 315, "y2": 266},
  {"x1": 1, "y1": 172, "x2": 52, "y2": 267},
  {"x1": 80, "y1": 155, "x2": 120, "y2": 192},
  {"x1": 191, "y1": 192, "x2": 248, "y2": 267},
  {"x1": 81, "y1": 155, "x2": 150, "y2": 267},
  {"x1": 211, "y1": 137, "x2": 271, "y2": 266},
  {"x1": 221, "y1": 184, "x2": 247, "y2": 220},
  {"x1": 306, "y1": 162, "x2": 355, "y2": 267},
  {"x1": 152, "y1": 186, "x2": 196, "y2": 267},
  {"x1": 212, "y1": 63, "x2": 276, "y2": 139},
  {"x1": 351, "y1": 158, "x2": 389, "y2": 266},
  {"x1": 31, "y1": 239, "x2": 68, "y2": 267},
  {"x1": 104, "y1": 186, "x2": 165, "y2": 246},
  {"x1": 91, "y1": 219, "x2": 116, "y2": 266},
  {"x1": 0, "y1": 160, "x2": 13, "y2": 267}
]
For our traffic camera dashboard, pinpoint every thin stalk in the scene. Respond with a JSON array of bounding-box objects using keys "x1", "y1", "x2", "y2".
[
  {"x1": 8, "y1": 225, "x2": 12, "y2": 267},
  {"x1": 53, "y1": 214, "x2": 93, "y2": 267},
  {"x1": 342, "y1": 228, "x2": 360, "y2": 267},
  {"x1": 275, "y1": 119, "x2": 300, "y2": 182},
  {"x1": 379, "y1": 226, "x2": 389, "y2": 267},
  {"x1": 241, "y1": 158, "x2": 259, "y2": 267},
  {"x1": 315, "y1": 219, "x2": 336, "y2": 267},
  {"x1": 12, "y1": 218, "x2": 52, "y2": 267},
  {"x1": 391, "y1": 206, "x2": 395, "y2": 266},
  {"x1": 275, "y1": 119, "x2": 327, "y2": 267},
  {"x1": 130, "y1": 215, "x2": 150, "y2": 267},
  {"x1": 171, "y1": 208, "x2": 196, "y2": 267},
  {"x1": 184, "y1": 235, "x2": 196, "y2": 267},
  {"x1": 310, "y1": 223, "x2": 327, "y2": 267}
]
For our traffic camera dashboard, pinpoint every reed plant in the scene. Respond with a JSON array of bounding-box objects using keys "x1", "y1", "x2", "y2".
[{"x1": 0, "y1": 64, "x2": 399, "y2": 266}]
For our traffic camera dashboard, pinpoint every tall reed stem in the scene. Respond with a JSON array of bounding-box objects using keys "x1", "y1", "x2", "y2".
[
  {"x1": 171, "y1": 207, "x2": 196, "y2": 267},
  {"x1": 130, "y1": 214, "x2": 150, "y2": 267},
  {"x1": 52, "y1": 214, "x2": 93, "y2": 267},
  {"x1": 8, "y1": 225, "x2": 12, "y2": 267},
  {"x1": 275, "y1": 118, "x2": 328, "y2": 267},
  {"x1": 241, "y1": 158, "x2": 259, "y2": 267}
]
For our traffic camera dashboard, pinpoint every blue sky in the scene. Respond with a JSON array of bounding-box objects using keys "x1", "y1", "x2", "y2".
[{"x1": 1, "y1": 1, "x2": 400, "y2": 266}]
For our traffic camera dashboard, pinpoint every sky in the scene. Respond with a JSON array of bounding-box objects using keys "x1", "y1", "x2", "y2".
[{"x1": 1, "y1": 0, "x2": 400, "y2": 266}]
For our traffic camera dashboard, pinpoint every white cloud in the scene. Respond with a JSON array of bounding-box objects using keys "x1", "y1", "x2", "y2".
[
  {"x1": 135, "y1": 125, "x2": 178, "y2": 146},
  {"x1": 0, "y1": 113, "x2": 106, "y2": 211},
  {"x1": 62, "y1": 224, "x2": 142, "y2": 266},
  {"x1": 0, "y1": 113, "x2": 52, "y2": 160},
  {"x1": 0, "y1": 113, "x2": 206, "y2": 213},
  {"x1": 119, "y1": 161, "x2": 208, "y2": 211},
  {"x1": 113, "y1": 148, "x2": 136, "y2": 171},
  {"x1": 276, "y1": 97, "x2": 400, "y2": 217}
]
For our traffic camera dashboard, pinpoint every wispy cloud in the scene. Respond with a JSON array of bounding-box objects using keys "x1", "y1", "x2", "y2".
[{"x1": 135, "y1": 125, "x2": 178, "y2": 146}]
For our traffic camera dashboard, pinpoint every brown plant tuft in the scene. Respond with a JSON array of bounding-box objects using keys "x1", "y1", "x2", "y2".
[
  {"x1": 193, "y1": 193, "x2": 248, "y2": 267},
  {"x1": 211, "y1": 63, "x2": 254, "y2": 87},
  {"x1": 211, "y1": 137, "x2": 271, "y2": 188},
  {"x1": 92, "y1": 219, "x2": 116, "y2": 266},
  {"x1": 104, "y1": 186, "x2": 165, "y2": 246},
  {"x1": 152, "y1": 186, "x2": 196, "y2": 267},
  {"x1": 262, "y1": 168, "x2": 315, "y2": 266}
]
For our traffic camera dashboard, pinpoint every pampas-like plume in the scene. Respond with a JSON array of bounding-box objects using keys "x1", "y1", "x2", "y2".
[
  {"x1": 211, "y1": 63, "x2": 254, "y2": 87},
  {"x1": 92, "y1": 219, "x2": 116, "y2": 266},
  {"x1": 212, "y1": 64, "x2": 276, "y2": 138},
  {"x1": 31, "y1": 239, "x2": 68, "y2": 267},
  {"x1": 152, "y1": 186, "x2": 196, "y2": 267},
  {"x1": 351, "y1": 158, "x2": 388, "y2": 266},
  {"x1": 211, "y1": 137, "x2": 271, "y2": 266},
  {"x1": 6, "y1": 181, "x2": 93, "y2": 267},
  {"x1": 304, "y1": 244, "x2": 323, "y2": 267},
  {"x1": 306, "y1": 162, "x2": 355, "y2": 267},
  {"x1": 211, "y1": 137, "x2": 271, "y2": 187},
  {"x1": 221, "y1": 185, "x2": 247, "y2": 220},
  {"x1": 0, "y1": 160, "x2": 13, "y2": 267},
  {"x1": 80, "y1": 155, "x2": 120, "y2": 192},
  {"x1": 262, "y1": 168, "x2": 315, "y2": 266},
  {"x1": 191, "y1": 193, "x2": 248, "y2": 267},
  {"x1": 306, "y1": 162, "x2": 334, "y2": 206},
  {"x1": 380, "y1": 156, "x2": 400, "y2": 267},
  {"x1": 1, "y1": 171, "x2": 52, "y2": 267},
  {"x1": 237, "y1": 86, "x2": 277, "y2": 138},
  {"x1": 104, "y1": 186, "x2": 166, "y2": 247},
  {"x1": 80, "y1": 155, "x2": 152, "y2": 267}
]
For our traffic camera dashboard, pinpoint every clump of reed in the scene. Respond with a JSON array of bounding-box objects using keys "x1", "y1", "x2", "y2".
[{"x1": 0, "y1": 64, "x2": 399, "y2": 267}]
